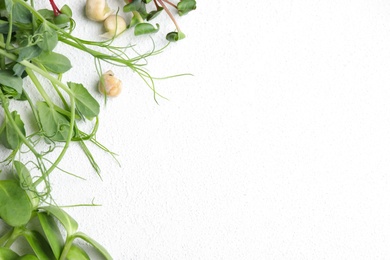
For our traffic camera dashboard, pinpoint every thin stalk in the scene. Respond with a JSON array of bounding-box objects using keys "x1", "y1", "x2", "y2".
[
  {"x1": 157, "y1": 0, "x2": 181, "y2": 32},
  {"x1": 163, "y1": 0, "x2": 177, "y2": 9},
  {"x1": 3, "y1": 227, "x2": 23, "y2": 248},
  {"x1": 22, "y1": 90, "x2": 40, "y2": 126},
  {"x1": 25, "y1": 68, "x2": 55, "y2": 108},
  {"x1": 6, "y1": 9, "x2": 13, "y2": 48},
  {"x1": 0, "y1": 228, "x2": 13, "y2": 246},
  {"x1": 59, "y1": 235, "x2": 76, "y2": 260}
]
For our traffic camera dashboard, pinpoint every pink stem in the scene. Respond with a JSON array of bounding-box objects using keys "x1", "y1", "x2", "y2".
[{"x1": 49, "y1": 0, "x2": 61, "y2": 16}]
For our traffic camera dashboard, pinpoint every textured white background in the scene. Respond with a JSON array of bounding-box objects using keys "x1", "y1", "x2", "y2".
[{"x1": 4, "y1": 0, "x2": 390, "y2": 259}]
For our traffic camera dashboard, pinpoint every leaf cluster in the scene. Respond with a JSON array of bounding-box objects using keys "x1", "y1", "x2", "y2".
[
  {"x1": 124, "y1": 0, "x2": 196, "y2": 41},
  {"x1": 0, "y1": 162, "x2": 111, "y2": 259},
  {"x1": 0, "y1": 0, "x2": 194, "y2": 258}
]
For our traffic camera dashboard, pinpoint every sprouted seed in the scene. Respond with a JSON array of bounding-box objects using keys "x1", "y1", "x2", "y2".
[
  {"x1": 101, "y1": 15, "x2": 127, "y2": 39},
  {"x1": 98, "y1": 70, "x2": 122, "y2": 97},
  {"x1": 85, "y1": 0, "x2": 112, "y2": 21}
]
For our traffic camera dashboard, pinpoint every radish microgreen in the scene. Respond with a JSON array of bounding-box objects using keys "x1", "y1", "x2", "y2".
[{"x1": 124, "y1": 0, "x2": 196, "y2": 41}]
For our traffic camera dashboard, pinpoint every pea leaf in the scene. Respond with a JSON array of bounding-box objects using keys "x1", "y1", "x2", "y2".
[
  {"x1": 0, "y1": 70, "x2": 23, "y2": 96},
  {"x1": 12, "y1": 2, "x2": 32, "y2": 23},
  {"x1": 67, "y1": 244, "x2": 91, "y2": 260},
  {"x1": 40, "y1": 206, "x2": 78, "y2": 235},
  {"x1": 38, "y1": 212, "x2": 64, "y2": 259},
  {"x1": 14, "y1": 46, "x2": 43, "y2": 76},
  {"x1": 36, "y1": 22, "x2": 58, "y2": 52},
  {"x1": 0, "y1": 247, "x2": 19, "y2": 260},
  {"x1": 23, "y1": 230, "x2": 56, "y2": 259},
  {"x1": 68, "y1": 82, "x2": 100, "y2": 120},
  {"x1": 4, "y1": 0, "x2": 12, "y2": 13},
  {"x1": 134, "y1": 23, "x2": 159, "y2": 36},
  {"x1": 37, "y1": 9, "x2": 55, "y2": 21},
  {"x1": 177, "y1": 0, "x2": 196, "y2": 16},
  {"x1": 36, "y1": 101, "x2": 71, "y2": 142},
  {"x1": 166, "y1": 31, "x2": 186, "y2": 42},
  {"x1": 18, "y1": 45, "x2": 43, "y2": 61},
  {"x1": 35, "y1": 51, "x2": 72, "y2": 74},
  {"x1": 0, "y1": 180, "x2": 32, "y2": 227},
  {"x1": 0, "y1": 20, "x2": 12, "y2": 34},
  {"x1": 0, "y1": 111, "x2": 26, "y2": 150},
  {"x1": 14, "y1": 161, "x2": 39, "y2": 208}
]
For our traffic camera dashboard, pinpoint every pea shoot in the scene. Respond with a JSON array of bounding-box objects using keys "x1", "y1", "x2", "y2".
[{"x1": 0, "y1": 0, "x2": 195, "y2": 258}]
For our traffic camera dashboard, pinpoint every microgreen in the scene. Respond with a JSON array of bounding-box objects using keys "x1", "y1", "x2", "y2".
[
  {"x1": 124, "y1": 0, "x2": 196, "y2": 41},
  {"x1": 0, "y1": 0, "x2": 194, "y2": 258}
]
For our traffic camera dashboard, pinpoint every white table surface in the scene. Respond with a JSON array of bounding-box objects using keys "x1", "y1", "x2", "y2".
[{"x1": 3, "y1": 0, "x2": 390, "y2": 259}]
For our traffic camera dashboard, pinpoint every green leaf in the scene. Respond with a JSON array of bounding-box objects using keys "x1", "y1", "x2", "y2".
[
  {"x1": 54, "y1": 13, "x2": 71, "y2": 26},
  {"x1": 0, "y1": 247, "x2": 19, "y2": 260},
  {"x1": 4, "y1": 0, "x2": 12, "y2": 13},
  {"x1": 0, "y1": 70, "x2": 23, "y2": 96},
  {"x1": 60, "y1": 5, "x2": 73, "y2": 17},
  {"x1": 0, "y1": 111, "x2": 26, "y2": 150},
  {"x1": 40, "y1": 206, "x2": 78, "y2": 235},
  {"x1": 23, "y1": 230, "x2": 56, "y2": 259},
  {"x1": 37, "y1": 101, "x2": 71, "y2": 142},
  {"x1": 14, "y1": 161, "x2": 39, "y2": 208},
  {"x1": 18, "y1": 45, "x2": 43, "y2": 62},
  {"x1": 147, "y1": 7, "x2": 163, "y2": 21},
  {"x1": 123, "y1": 0, "x2": 142, "y2": 12},
  {"x1": 0, "y1": 180, "x2": 32, "y2": 227},
  {"x1": 73, "y1": 232, "x2": 112, "y2": 260},
  {"x1": 166, "y1": 31, "x2": 186, "y2": 42},
  {"x1": 177, "y1": 0, "x2": 196, "y2": 16},
  {"x1": 36, "y1": 22, "x2": 58, "y2": 52},
  {"x1": 68, "y1": 82, "x2": 100, "y2": 120},
  {"x1": 0, "y1": 20, "x2": 11, "y2": 34},
  {"x1": 66, "y1": 244, "x2": 91, "y2": 260},
  {"x1": 12, "y1": 2, "x2": 32, "y2": 23},
  {"x1": 35, "y1": 51, "x2": 72, "y2": 74},
  {"x1": 37, "y1": 9, "x2": 55, "y2": 21},
  {"x1": 38, "y1": 212, "x2": 64, "y2": 259},
  {"x1": 134, "y1": 23, "x2": 159, "y2": 36}
]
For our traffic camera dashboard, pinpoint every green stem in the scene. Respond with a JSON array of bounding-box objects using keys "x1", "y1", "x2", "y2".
[
  {"x1": 6, "y1": 8, "x2": 13, "y2": 49},
  {"x1": 3, "y1": 227, "x2": 23, "y2": 248},
  {"x1": 22, "y1": 89, "x2": 41, "y2": 128},
  {"x1": 25, "y1": 68, "x2": 55, "y2": 108},
  {"x1": 0, "y1": 34, "x2": 5, "y2": 70},
  {"x1": 0, "y1": 228, "x2": 13, "y2": 246},
  {"x1": 59, "y1": 235, "x2": 76, "y2": 260}
]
